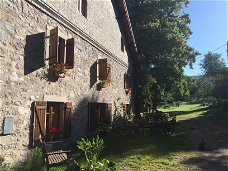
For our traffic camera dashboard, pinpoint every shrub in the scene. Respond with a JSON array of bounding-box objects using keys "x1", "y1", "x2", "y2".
[{"x1": 70, "y1": 136, "x2": 116, "y2": 171}]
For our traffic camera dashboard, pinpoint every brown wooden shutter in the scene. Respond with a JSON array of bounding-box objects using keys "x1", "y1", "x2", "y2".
[
  {"x1": 64, "y1": 102, "x2": 72, "y2": 138},
  {"x1": 98, "y1": 59, "x2": 107, "y2": 80},
  {"x1": 107, "y1": 103, "x2": 112, "y2": 124},
  {"x1": 58, "y1": 37, "x2": 65, "y2": 64},
  {"x1": 124, "y1": 74, "x2": 131, "y2": 89},
  {"x1": 107, "y1": 64, "x2": 111, "y2": 83},
  {"x1": 33, "y1": 101, "x2": 47, "y2": 146},
  {"x1": 49, "y1": 27, "x2": 58, "y2": 65},
  {"x1": 66, "y1": 38, "x2": 74, "y2": 69},
  {"x1": 88, "y1": 102, "x2": 98, "y2": 129}
]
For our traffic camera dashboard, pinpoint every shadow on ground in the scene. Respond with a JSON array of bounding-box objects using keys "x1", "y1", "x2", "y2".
[{"x1": 182, "y1": 151, "x2": 228, "y2": 171}]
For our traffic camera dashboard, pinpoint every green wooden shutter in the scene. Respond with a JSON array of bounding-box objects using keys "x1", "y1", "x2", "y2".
[
  {"x1": 98, "y1": 59, "x2": 107, "y2": 81},
  {"x1": 64, "y1": 102, "x2": 72, "y2": 138},
  {"x1": 49, "y1": 27, "x2": 58, "y2": 65},
  {"x1": 66, "y1": 38, "x2": 74, "y2": 69},
  {"x1": 33, "y1": 101, "x2": 47, "y2": 146}
]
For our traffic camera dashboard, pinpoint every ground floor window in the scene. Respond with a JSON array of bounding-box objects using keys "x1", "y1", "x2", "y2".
[
  {"x1": 33, "y1": 101, "x2": 72, "y2": 145},
  {"x1": 88, "y1": 102, "x2": 112, "y2": 129}
]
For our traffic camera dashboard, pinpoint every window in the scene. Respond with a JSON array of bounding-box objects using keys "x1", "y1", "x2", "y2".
[
  {"x1": 78, "y1": 0, "x2": 87, "y2": 17},
  {"x1": 33, "y1": 101, "x2": 72, "y2": 145},
  {"x1": 121, "y1": 36, "x2": 124, "y2": 52},
  {"x1": 49, "y1": 27, "x2": 74, "y2": 69},
  {"x1": 88, "y1": 102, "x2": 112, "y2": 129},
  {"x1": 98, "y1": 59, "x2": 111, "y2": 83}
]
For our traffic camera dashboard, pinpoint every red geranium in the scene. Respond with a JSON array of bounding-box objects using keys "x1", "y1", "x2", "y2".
[{"x1": 47, "y1": 127, "x2": 64, "y2": 141}]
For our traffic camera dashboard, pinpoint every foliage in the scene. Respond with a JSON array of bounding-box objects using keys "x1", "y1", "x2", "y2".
[
  {"x1": 200, "y1": 52, "x2": 226, "y2": 77},
  {"x1": 200, "y1": 52, "x2": 227, "y2": 106},
  {"x1": 51, "y1": 63, "x2": 71, "y2": 74},
  {"x1": 126, "y1": 0, "x2": 200, "y2": 113},
  {"x1": 71, "y1": 136, "x2": 116, "y2": 171},
  {"x1": 13, "y1": 147, "x2": 45, "y2": 171}
]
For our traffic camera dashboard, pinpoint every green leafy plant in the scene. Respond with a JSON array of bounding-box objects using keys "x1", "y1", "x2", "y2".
[
  {"x1": 71, "y1": 136, "x2": 116, "y2": 171},
  {"x1": 77, "y1": 136, "x2": 104, "y2": 171}
]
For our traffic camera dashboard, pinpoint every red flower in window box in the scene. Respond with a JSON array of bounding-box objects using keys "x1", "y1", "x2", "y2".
[
  {"x1": 51, "y1": 63, "x2": 73, "y2": 78},
  {"x1": 47, "y1": 127, "x2": 64, "y2": 141}
]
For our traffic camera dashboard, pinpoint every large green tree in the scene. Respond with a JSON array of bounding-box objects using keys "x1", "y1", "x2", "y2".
[
  {"x1": 200, "y1": 52, "x2": 226, "y2": 77},
  {"x1": 200, "y1": 52, "x2": 227, "y2": 106},
  {"x1": 127, "y1": 0, "x2": 199, "y2": 112}
]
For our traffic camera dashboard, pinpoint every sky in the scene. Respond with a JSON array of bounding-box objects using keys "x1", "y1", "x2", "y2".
[{"x1": 183, "y1": 0, "x2": 228, "y2": 76}]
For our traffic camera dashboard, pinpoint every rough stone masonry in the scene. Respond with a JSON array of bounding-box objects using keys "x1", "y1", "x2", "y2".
[{"x1": 0, "y1": 0, "x2": 134, "y2": 164}]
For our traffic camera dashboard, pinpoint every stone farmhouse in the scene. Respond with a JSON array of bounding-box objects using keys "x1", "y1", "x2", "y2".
[{"x1": 0, "y1": 0, "x2": 138, "y2": 163}]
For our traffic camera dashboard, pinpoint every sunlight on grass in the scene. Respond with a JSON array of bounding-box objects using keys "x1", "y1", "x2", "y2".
[{"x1": 159, "y1": 104, "x2": 210, "y2": 121}]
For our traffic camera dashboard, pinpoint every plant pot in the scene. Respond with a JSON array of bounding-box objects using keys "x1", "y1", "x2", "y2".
[{"x1": 55, "y1": 72, "x2": 65, "y2": 78}]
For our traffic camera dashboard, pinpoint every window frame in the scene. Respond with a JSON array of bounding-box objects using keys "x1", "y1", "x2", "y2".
[{"x1": 33, "y1": 101, "x2": 72, "y2": 145}]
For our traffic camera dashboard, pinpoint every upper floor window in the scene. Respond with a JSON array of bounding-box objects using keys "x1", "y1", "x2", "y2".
[{"x1": 78, "y1": 0, "x2": 87, "y2": 17}]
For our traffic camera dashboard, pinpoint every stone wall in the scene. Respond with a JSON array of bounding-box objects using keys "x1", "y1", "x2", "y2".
[
  {"x1": 0, "y1": 0, "x2": 132, "y2": 164},
  {"x1": 40, "y1": 0, "x2": 129, "y2": 64}
]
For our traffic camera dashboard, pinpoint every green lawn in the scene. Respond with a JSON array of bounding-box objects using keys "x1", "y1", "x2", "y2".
[{"x1": 8, "y1": 103, "x2": 227, "y2": 171}]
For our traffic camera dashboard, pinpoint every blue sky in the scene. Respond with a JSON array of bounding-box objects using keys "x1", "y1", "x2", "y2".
[{"x1": 184, "y1": 0, "x2": 228, "y2": 76}]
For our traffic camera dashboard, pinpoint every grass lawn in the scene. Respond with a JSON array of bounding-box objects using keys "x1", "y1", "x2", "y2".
[{"x1": 8, "y1": 103, "x2": 227, "y2": 171}]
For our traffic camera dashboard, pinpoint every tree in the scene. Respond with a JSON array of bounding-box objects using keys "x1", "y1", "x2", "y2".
[
  {"x1": 126, "y1": 0, "x2": 199, "y2": 112},
  {"x1": 200, "y1": 52, "x2": 226, "y2": 77},
  {"x1": 200, "y1": 52, "x2": 227, "y2": 106}
]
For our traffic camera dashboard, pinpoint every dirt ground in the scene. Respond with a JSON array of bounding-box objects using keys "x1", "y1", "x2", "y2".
[{"x1": 181, "y1": 117, "x2": 228, "y2": 171}]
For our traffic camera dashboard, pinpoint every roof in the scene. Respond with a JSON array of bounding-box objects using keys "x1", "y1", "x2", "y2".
[{"x1": 116, "y1": 0, "x2": 138, "y2": 61}]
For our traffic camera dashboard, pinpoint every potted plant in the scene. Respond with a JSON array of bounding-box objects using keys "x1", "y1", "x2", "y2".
[
  {"x1": 97, "y1": 80, "x2": 108, "y2": 90},
  {"x1": 51, "y1": 63, "x2": 72, "y2": 78},
  {"x1": 47, "y1": 127, "x2": 64, "y2": 141}
]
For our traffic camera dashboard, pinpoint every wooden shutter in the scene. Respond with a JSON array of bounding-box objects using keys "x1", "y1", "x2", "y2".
[
  {"x1": 58, "y1": 37, "x2": 65, "y2": 63},
  {"x1": 124, "y1": 74, "x2": 131, "y2": 89},
  {"x1": 98, "y1": 59, "x2": 107, "y2": 81},
  {"x1": 88, "y1": 102, "x2": 98, "y2": 129},
  {"x1": 66, "y1": 38, "x2": 74, "y2": 69},
  {"x1": 64, "y1": 102, "x2": 72, "y2": 138},
  {"x1": 33, "y1": 101, "x2": 47, "y2": 146},
  {"x1": 107, "y1": 64, "x2": 111, "y2": 83},
  {"x1": 107, "y1": 103, "x2": 112, "y2": 124},
  {"x1": 49, "y1": 27, "x2": 58, "y2": 64}
]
